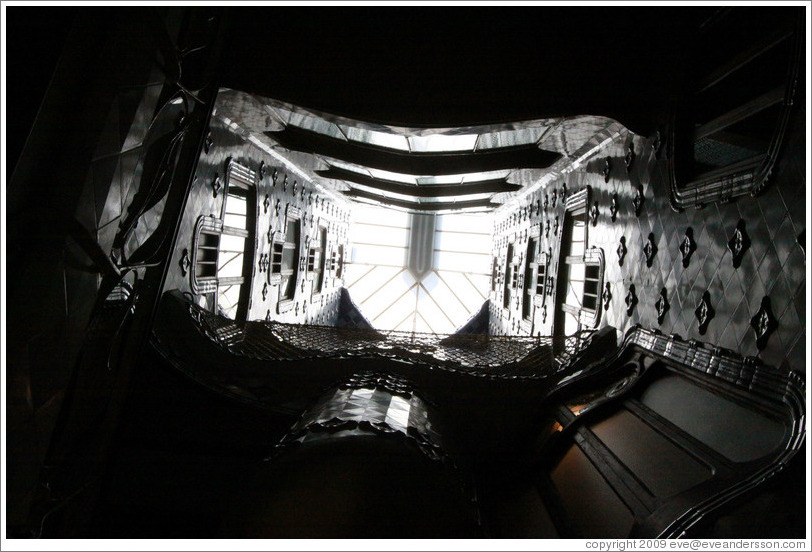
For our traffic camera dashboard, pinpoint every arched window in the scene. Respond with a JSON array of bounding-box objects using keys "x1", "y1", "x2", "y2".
[
  {"x1": 554, "y1": 187, "x2": 603, "y2": 336},
  {"x1": 522, "y1": 236, "x2": 539, "y2": 321},
  {"x1": 503, "y1": 243, "x2": 515, "y2": 310},
  {"x1": 308, "y1": 225, "x2": 327, "y2": 296},
  {"x1": 270, "y1": 205, "x2": 301, "y2": 313},
  {"x1": 191, "y1": 160, "x2": 257, "y2": 320}
]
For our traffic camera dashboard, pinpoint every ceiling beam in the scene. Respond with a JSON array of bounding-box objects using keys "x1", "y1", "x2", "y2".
[
  {"x1": 266, "y1": 126, "x2": 560, "y2": 175},
  {"x1": 343, "y1": 188, "x2": 496, "y2": 212},
  {"x1": 316, "y1": 166, "x2": 521, "y2": 197}
]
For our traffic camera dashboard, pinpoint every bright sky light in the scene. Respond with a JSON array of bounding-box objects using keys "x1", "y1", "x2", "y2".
[{"x1": 345, "y1": 204, "x2": 492, "y2": 334}]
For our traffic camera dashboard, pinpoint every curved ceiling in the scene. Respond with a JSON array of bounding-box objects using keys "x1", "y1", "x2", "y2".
[{"x1": 214, "y1": 89, "x2": 628, "y2": 214}]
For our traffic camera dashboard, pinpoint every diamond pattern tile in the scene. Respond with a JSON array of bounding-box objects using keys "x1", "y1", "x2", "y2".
[{"x1": 491, "y1": 108, "x2": 805, "y2": 372}]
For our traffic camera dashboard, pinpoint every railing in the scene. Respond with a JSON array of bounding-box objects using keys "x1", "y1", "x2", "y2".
[{"x1": 186, "y1": 299, "x2": 597, "y2": 380}]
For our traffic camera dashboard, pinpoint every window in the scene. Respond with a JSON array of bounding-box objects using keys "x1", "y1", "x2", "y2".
[
  {"x1": 336, "y1": 244, "x2": 344, "y2": 280},
  {"x1": 554, "y1": 187, "x2": 603, "y2": 336},
  {"x1": 669, "y1": 9, "x2": 801, "y2": 210},
  {"x1": 279, "y1": 215, "x2": 300, "y2": 303},
  {"x1": 344, "y1": 206, "x2": 491, "y2": 333},
  {"x1": 190, "y1": 160, "x2": 257, "y2": 321},
  {"x1": 216, "y1": 187, "x2": 251, "y2": 319},
  {"x1": 503, "y1": 243, "x2": 515, "y2": 309},
  {"x1": 195, "y1": 230, "x2": 220, "y2": 279},
  {"x1": 271, "y1": 242, "x2": 284, "y2": 274},
  {"x1": 536, "y1": 252, "x2": 547, "y2": 296},
  {"x1": 309, "y1": 226, "x2": 327, "y2": 295},
  {"x1": 522, "y1": 237, "x2": 539, "y2": 321}
]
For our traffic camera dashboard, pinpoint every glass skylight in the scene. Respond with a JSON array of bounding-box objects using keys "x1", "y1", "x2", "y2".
[
  {"x1": 345, "y1": 204, "x2": 492, "y2": 334},
  {"x1": 339, "y1": 125, "x2": 411, "y2": 151},
  {"x1": 367, "y1": 168, "x2": 417, "y2": 185},
  {"x1": 263, "y1": 96, "x2": 551, "y2": 157},
  {"x1": 408, "y1": 133, "x2": 479, "y2": 152}
]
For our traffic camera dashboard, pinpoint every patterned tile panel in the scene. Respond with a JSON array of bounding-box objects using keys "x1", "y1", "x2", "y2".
[
  {"x1": 161, "y1": 106, "x2": 352, "y2": 326},
  {"x1": 491, "y1": 108, "x2": 805, "y2": 373}
]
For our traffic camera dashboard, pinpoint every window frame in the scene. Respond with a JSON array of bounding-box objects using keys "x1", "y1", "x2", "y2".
[
  {"x1": 272, "y1": 205, "x2": 301, "y2": 313},
  {"x1": 522, "y1": 234, "x2": 539, "y2": 322},
  {"x1": 503, "y1": 241, "x2": 516, "y2": 311},
  {"x1": 554, "y1": 186, "x2": 604, "y2": 336},
  {"x1": 308, "y1": 225, "x2": 328, "y2": 297},
  {"x1": 189, "y1": 159, "x2": 257, "y2": 321}
]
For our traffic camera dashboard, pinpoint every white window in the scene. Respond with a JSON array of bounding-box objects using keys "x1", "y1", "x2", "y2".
[{"x1": 555, "y1": 187, "x2": 603, "y2": 336}]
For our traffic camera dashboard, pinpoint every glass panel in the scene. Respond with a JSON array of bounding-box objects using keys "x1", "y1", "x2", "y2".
[
  {"x1": 350, "y1": 183, "x2": 421, "y2": 203},
  {"x1": 571, "y1": 223, "x2": 585, "y2": 244},
  {"x1": 353, "y1": 203, "x2": 411, "y2": 227},
  {"x1": 566, "y1": 278, "x2": 584, "y2": 309},
  {"x1": 408, "y1": 133, "x2": 478, "y2": 152},
  {"x1": 352, "y1": 243, "x2": 407, "y2": 266},
  {"x1": 421, "y1": 276, "x2": 468, "y2": 328},
  {"x1": 416, "y1": 192, "x2": 494, "y2": 203},
  {"x1": 527, "y1": 239, "x2": 537, "y2": 263},
  {"x1": 217, "y1": 232, "x2": 246, "y2": 279},
  {"x1": 346, "y1": 208, "x2": 491, "y2": 332},
  {"x1": 218, "y1": 233, "x2": 246, "y2": 253},
  {"x1": 281, "y1": 247, "x2": 296, "y2": 270},
  {"x1": 435, "y1": 231, "x2": 490, "y2": 254},
  {"x1": 412, "y1": 315, "x2": 433, "y2": 334},
  {"x1": 416, "y1": 174, "x2": 468, "y2": 185},
  {"x1": 225, "y1": 193, "x2": 247, "y2": 216},
  {"x1": 433, "y1": 251, "x2": 489, "y2": 274},
  {"x1": 223, "y1": 212, "x2": 247, "y2": 229},
  {"x1": 281, "y1": 274, "x2": 295, "y2": 300},
  {"x1": 385, "y1": 396, "x2": 412, "y2": 428},
  {"x1": 217, "y1": 284, "x2": 242, "y2": 319},
  {"x1": 437, "y1": 213, "x2": 493, "y2": 234},
  {"x1": 339, "y1": 125, "x2": 410, "y2": 151},
  {"x1": 349, "y1": 224, "x2": 410, "y2": 247},
  {"x1": 570, "y1": 240, "x2": 585, "y2": 257},
  {"x1": 563, "y1": 310, "x2": 580, "y2": 336},
  {"x1": 569, "y1": 263, "x2": 586, "y2": 282},
  {"x1": 367, "y1": 168, "x2": 417, "y2": 185},
  {"x1": 439, "y1": 270, "x2": 486, "y2": 311},
  {"x1": 360, "y1": 270, "x2": 416, "y2": 319},
  {"x1": 285, "y1": 220, "x2": 299, "y2": 243},
  {"x1": 374, "y1": 285, "x2": 417, "y2": 329},
  {"x1": 346, "y1": 265, "x2": 397, "y2": 301},
  {"x1": 417, "y1": 280, "x2": 451, "y2": 332},
  {"x1": 504, "y1": 244, "x2": 514, "y2": 309},
  {"x1": 314, "y1": 227, "x2": 327, "y2": 293},
  {"x1": 217, "y1": 252, "x2": 244, "y2": 278}
]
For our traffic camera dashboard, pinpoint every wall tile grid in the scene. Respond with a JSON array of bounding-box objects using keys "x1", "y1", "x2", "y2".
[
  {"x1": 163, "y1": 115, "x2": 351, "y2": 325},
  {"x1": 490, "y1": 111, "x2": 805, "y2": 373}
]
